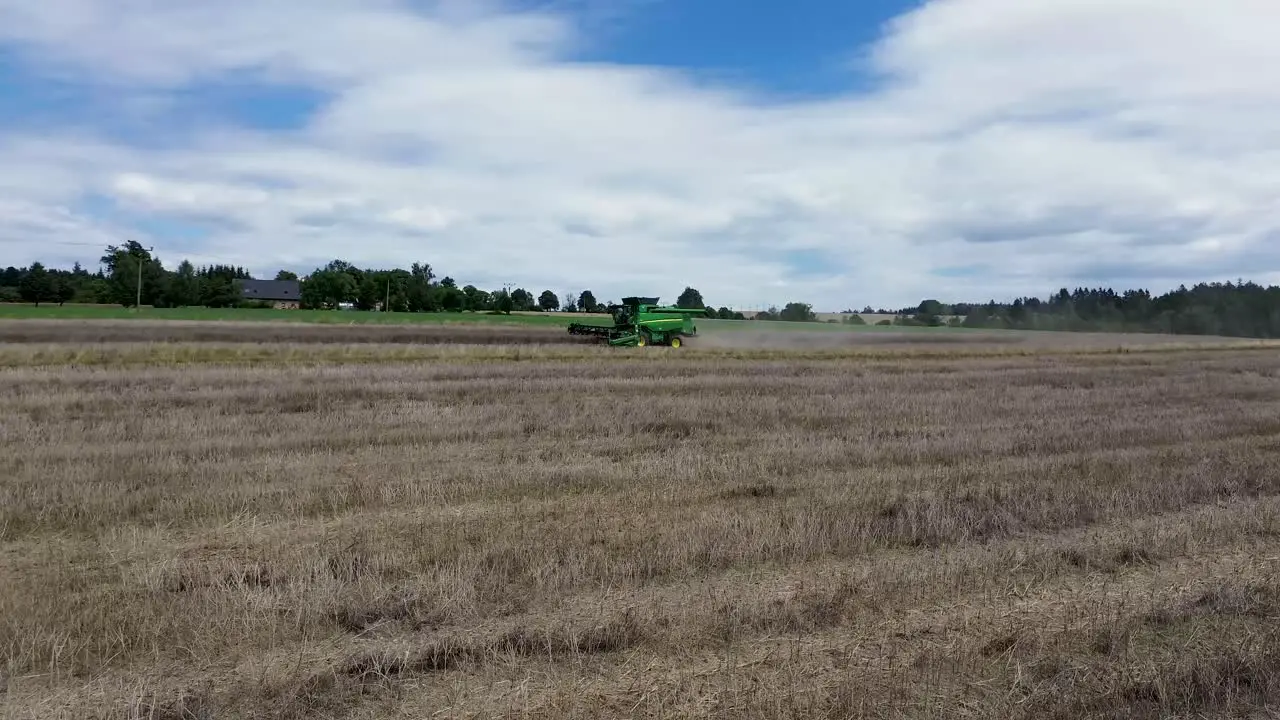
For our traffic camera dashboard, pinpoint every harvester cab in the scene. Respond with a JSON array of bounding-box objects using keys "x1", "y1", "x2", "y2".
[{"x1": 568, "y1": 296, "x2": 703, "y2": 347}]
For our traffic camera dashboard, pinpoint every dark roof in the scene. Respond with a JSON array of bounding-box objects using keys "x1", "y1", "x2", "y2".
[{"x1": 241, "y1": 279, "x2": 300, "y2": 301}]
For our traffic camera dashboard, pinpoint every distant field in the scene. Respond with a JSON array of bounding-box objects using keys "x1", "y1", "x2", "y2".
[
  {"x1": 0, "y1": 319, "x2": 578, "y2": 346},
  {"x1": 3, "y1": 340, "x2": 1280, "y2": 718},
  {"x1": 0, "y1": 318, "x2": 1269, "y2": 358},
  {"x1": 739, "y1": 310, "x2": 965, "y2": 325},
  {"x1": 0, "y1": 303, "x2": 973, "y2": 334},
  {"x1": 0, "y1": 303, "x2": 606, "y2": 326}
]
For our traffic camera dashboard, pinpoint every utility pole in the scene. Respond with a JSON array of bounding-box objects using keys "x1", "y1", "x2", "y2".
[{"x1": 135, "y1": 245, "x2": 154, "y2": 311}]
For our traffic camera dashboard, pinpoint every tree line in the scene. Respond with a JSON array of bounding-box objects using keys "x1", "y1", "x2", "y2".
[
  {"x1": 2, "y1": 243, "x2": 263, "y2": 309},
  {"x1": 11, "y1": 243, "x2": 1280, "y2": 339},
  {"x1": 0, "y1": 243, "x2": 751, "y2": 319},
  {"x1": 888, "y1": 283, "x2": 1280, "y2": 339}
]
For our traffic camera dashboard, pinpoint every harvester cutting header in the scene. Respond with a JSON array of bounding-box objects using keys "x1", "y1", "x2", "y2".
[{"x1": 567, "y1": 297, "x2": 702, "y2": 347}]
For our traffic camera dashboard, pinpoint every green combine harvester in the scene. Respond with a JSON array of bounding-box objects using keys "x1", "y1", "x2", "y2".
[{"x1": 567, "y1": 296, "x2": 703, "y2": 347}]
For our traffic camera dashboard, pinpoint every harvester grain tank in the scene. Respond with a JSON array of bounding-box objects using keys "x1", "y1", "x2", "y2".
[{"x1": 567, "y1": 296, "x2": 702, "y2": 347}]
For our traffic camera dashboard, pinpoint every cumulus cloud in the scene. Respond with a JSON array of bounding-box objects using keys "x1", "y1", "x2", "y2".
[{"x1": 1, "y1": 0, "x2": 1279, "y2": 308}]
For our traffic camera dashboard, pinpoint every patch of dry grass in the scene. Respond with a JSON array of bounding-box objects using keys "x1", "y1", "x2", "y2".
[{"x1": 3, "y1": 344, "x2": 1280, "y2": 718}]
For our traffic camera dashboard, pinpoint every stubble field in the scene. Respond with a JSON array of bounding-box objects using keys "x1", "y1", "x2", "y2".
[
  {"x1": 3, "y1": 324, "x2": 1280, "y2": 719},
  {"x1": 0, "y1": 318, "x2": 1273, "y2": 355}
]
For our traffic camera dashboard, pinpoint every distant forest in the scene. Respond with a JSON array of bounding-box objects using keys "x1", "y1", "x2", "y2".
[
  {"x1": 893, "y1": 284, "x2": 1280, "y2": 339},
  {"x1": 5, "y1": 242, "x2": 1280, "y2": 339}
]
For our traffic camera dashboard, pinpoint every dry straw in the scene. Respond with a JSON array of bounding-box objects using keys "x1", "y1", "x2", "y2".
[{"x1": 2, "y1": 331, "x2": 1279, "y2": 718}]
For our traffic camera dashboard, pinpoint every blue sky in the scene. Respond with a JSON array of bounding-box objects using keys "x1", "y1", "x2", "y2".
[
  {"x1": 0, "y1": 53, "x2": 329, "y2": 142},
  {"x1": 0, "y1": 1, "x2": 914, "y2": 134},
  {"x1": 0, "y1": 0, "x2": 1278, "y2": 309},
  {"x1": 574, "y1": 0, "x2": 917, "y2": 97}
]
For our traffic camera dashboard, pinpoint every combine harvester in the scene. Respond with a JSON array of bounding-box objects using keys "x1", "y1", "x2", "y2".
[{"x1": 567, "y1": 296, "x2": 703, "y2": 347}]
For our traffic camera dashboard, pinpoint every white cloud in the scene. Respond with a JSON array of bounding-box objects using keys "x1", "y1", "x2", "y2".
[
  {"x1": 111, "y1": 173, "x2": 273, "y2": 213},
  {"x1": 1, "y1": 0, "x2": 1279, "y2": 308},
  {"x1": 383, "y1": 206, "x2": 456, "y2": 233}
]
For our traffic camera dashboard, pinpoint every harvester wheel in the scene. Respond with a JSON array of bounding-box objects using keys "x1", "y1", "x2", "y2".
[
  {"x1": 669, "y1": 336, "x2": 683, "y2": 348},
  {"x1": 636, "y1": 333, "x2": 648, "y2": 347}
]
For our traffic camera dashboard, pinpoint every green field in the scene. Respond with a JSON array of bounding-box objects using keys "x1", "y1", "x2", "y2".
[
  {"x1": 0, "y1": 304, "x2": 595, "y2": 326},
  {"x1": 0, "y1": 303, "x2": 964, "y2": 332}
]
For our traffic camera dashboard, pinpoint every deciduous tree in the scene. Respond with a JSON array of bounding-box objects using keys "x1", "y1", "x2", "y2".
[
  {"x1": 676, "y1": 287, "x2": 705, "y2": 309},
  {"x1": 538, "y1": 290, "x2": 560, "y2": 311}
]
